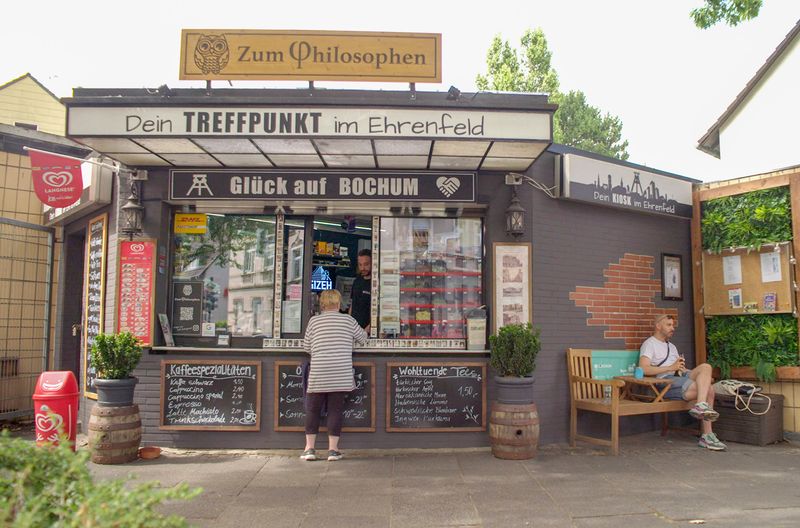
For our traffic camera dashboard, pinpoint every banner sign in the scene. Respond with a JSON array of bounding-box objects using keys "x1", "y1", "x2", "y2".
[
  {"x1": 180, "y1": 29, "x2": 441, "y2": 83},
  {"x1": 169, "y1": 170, "x2": 475, "y2": 202},
  {"x1": 174, "y1": 213, "x2": 208, "y2": 234},
  {"x1": 117, "y1": 240, "x2": 156, "y2": 346},
  {"x1": 561, "y1": 153, "x2": 693, "y2": 219},
  {"x1": 67, "y1": 106, "x2": 551, "y2": 141},
  {"x1": 29, "y1": 150, "x2": 84, "y2": 208}
]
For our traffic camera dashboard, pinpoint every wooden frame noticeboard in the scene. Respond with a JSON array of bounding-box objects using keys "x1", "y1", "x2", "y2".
[
  {"x1": 701, "y1": 243, "x2": 794, "y2": 315},
  {"x1": 82, "y1": 213, "x2": 107, "y2": 399},
  {"x1": 492, "y1": 242, "x2": 532, "y2": 334}
]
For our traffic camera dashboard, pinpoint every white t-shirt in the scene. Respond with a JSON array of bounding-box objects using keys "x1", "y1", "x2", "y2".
[{"x1": 639, "y1": 336, "x2": 679, "y2": 378}]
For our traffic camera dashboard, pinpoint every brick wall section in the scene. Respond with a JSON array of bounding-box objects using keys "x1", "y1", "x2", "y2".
[{"x1": 569, "y1": 253, "x2": 678, "y2": 350}]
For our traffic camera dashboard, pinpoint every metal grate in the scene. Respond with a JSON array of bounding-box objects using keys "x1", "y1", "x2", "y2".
[{"x1": 0, "y1": 218, "x2": 54, "y2": 420}]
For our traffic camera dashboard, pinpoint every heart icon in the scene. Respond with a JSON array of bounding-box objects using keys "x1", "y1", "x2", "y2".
[
  {"x1": 42, "y1": 170, "x2": 73, "y2": 188},
  {"x1": 36, "y1": 410, "x2": 63, "y2": 433},
  {"x1": 436, "y1": 177, "x2": 461, "y2": 198},
  {"x1": 130, "y1": 243, "x2": 145, "y2": 253}
]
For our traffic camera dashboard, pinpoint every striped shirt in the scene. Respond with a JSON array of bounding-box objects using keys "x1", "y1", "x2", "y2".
[{"x1": 304, "y1": 311, "x2": 368, "y2": 393}]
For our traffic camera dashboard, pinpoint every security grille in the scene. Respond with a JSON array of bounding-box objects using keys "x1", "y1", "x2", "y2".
[{"x1": 0, "y1": 218, "x2": 54, "y2": 420}]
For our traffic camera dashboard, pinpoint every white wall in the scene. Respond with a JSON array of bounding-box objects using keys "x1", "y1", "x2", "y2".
[{"x1": 717, "y1": 37, "x2": 800, "y2": 177}]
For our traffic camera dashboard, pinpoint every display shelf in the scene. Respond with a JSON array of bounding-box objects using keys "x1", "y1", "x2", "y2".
[
  {"x1": 398, "y1": 271, "x2": 481, "y2": 277},
  {"x1": 400, "y1": 287, "x2": 482, "y2": 293},
  {"x1": 400, "y1": 303, "x2": 481, "y2": 309},
  {"x1": 312, "y1": 261, "x2": 351, "y2": 269},
  {"x1": 400, "y1": 320, "x2": 466, "y2": 325}
]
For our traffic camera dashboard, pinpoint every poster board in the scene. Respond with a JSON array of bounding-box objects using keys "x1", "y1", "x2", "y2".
[
  {"x1": 160, "y1": 360, "x2": 261, "y2": 431},
  {"x1": 273, "y1": 361, "x2": 375, "y2": 432},
  {"x1": 701, "y1": 243, "x2": 794, "y2": 315},
  {"x1": 386, "y1": 362, "x2": 486, "y2": 432},
  {"x1": 82, "y1": 213, "x2": 107, "y2": 399},
  {"x1": 117, "y1": 239, "x2": 156, "y2": 346},
  {"x1": 492, "y1": 243, "x2": 532, "y2": 334}
]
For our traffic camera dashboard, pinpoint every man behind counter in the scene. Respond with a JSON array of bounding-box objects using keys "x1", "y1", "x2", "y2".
[{"x1": 349, "y1": 249, "x2": 372, "y2": 332}]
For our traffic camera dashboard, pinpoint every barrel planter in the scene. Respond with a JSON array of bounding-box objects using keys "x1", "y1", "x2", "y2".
[
  {"x1": 489, "y1": 402, "x2": 540, "y2": 460},
  {"x1": 88, "y1": 404, "x2": 142, "y2": 464}
]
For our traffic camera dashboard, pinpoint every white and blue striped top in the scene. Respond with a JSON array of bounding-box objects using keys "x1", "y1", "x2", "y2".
[{"x1": 304, "y1": 311, "x2": 368, "y2": 393}]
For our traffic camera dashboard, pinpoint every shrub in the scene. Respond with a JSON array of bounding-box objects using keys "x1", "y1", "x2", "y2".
[
  {"x1": 0, "y1": 431, "x2": 201, "y2": 527},
  {"x1": 90, "y1": 332, "x2": 142, "y2": 379},
  {"x1": 489, "y1": 323, "x2": 541, "y2": 377}
]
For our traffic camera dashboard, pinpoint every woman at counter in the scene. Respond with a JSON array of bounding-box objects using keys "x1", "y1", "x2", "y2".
[{"x1": 301, "y1": 289, "x2": 368, "y2": 461}]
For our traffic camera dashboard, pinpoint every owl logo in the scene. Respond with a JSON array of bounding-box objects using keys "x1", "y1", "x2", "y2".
[{"x1": 194, "y1": 34, "x2": 230, "y2": 75}]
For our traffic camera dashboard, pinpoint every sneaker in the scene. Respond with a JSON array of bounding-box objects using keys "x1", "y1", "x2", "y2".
[
  {"x1": 327, "y1": 450, "x2": 343, "y2": 461},
  {"x1": 699, "y1": 432, "x2": 727, "y2": 451},
  {"x1": 300, "y1": 449, "x2": 317, "y2": 461},
  {"x1": 689, "y1": 402, "x2": 719, "y2": 422}
]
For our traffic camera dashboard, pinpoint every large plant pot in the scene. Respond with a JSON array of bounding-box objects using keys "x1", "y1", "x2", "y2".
[
  {"x1": 493, "y1": 375, "x2": 534, "y2": 404},
  {"x1": 94, "y1": 377, "x2": 138, "y2": 407}
]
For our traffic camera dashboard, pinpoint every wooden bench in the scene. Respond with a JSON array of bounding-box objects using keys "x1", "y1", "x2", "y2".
[{"x1": 567, "y1": 348, "x2": 694, "y2": 455}]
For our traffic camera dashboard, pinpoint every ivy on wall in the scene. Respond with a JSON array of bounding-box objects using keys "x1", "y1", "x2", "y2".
[
  {"x1": 701, "y1": 187, "x2": 792, "y2": 253},
  {"x1": 706, "y1": 314, "x2": 797, "y2": 382}
]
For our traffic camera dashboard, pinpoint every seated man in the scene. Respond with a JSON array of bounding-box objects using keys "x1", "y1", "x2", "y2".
[{"x1": 639, "y1": 314, "x2": 727, "y2": 451}]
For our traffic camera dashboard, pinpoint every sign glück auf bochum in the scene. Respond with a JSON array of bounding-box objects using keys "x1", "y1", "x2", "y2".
[{"x1": 67, "y1": 107, "x2": 551, "y2": 141}]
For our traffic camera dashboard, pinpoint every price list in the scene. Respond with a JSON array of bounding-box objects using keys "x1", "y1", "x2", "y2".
[
  {"x1": 118, "y1": 240, "x2": 155, "y2": 346},
  {"x1": 83, "y1": 214, "x2": 107, "y2": 397}
]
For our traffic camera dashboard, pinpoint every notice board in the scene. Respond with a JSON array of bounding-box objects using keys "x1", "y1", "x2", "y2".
[
  {"x1": 701, "y1": 243, "x2": 794, "y2": 315},
  {"x1": 274, "y1": 361, "x2": 376, "y2": 432},
  {"x1": 386, "y1": 362, "x2": 486, "y2": 432},
  {"x1": 82, "y1": 213, "x2": 107, "y2": 398},
  {"x1": 160, "y1": 360, "x2": 261, "y2": 431}
]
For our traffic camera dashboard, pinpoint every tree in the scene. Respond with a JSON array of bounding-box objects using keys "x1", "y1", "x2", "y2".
[
  {"x1": 691, "y1": 0, "x2": 763, "y2": 29},
  {"x1": 476, "y1": 28, "x2": 629, "y2": 161}
]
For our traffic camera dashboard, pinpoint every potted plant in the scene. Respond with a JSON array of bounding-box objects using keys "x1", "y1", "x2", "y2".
[
  {"x1": 90, "y1": 331, "x2": 142, "y2": 407},
  {"x1": 489, "y1": 323, "x2": 541, "y2": 404}
]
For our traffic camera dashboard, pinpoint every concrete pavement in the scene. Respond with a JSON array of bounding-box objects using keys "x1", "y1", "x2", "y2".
[{"x1": 88, "y1": 432, "x2": 800, "y2": 527}]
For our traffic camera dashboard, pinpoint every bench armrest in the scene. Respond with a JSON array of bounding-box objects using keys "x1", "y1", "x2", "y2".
[{"x1": 571, "y1": 376, "x2": 625, "y2": 388}]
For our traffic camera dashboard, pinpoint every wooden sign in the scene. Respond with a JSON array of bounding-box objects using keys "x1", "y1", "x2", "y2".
[
  {"x1": 160, "y1": 360, "x2": 261, "y2": 431},
  {"x1": 117, "y1": 239, "x2": 156, "y2": 346},
  {"x1": 180, "y1": 30, "x2": 441, "y2": 83},
  {"x1": 82, "y1": 213, "x2": 107, "y2": 398},
  {"x1": 386, "y1": 362, "x2": 486, "y2": 432},
  {"x1": 274, "y1": 361, "x2": 375, "y2": 432}
]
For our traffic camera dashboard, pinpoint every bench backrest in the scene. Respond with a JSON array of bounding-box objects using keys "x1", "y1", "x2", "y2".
[{"x1": 567, "y1": 348, "x2": 640, "y2": 401}]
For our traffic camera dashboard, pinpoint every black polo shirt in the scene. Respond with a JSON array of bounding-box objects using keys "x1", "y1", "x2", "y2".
[{"x1": 350, "y1": 275, "x2": 371, "y2": 328}]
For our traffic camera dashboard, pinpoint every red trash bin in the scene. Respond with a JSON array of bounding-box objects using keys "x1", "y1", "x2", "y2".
[{"x1": 32, "y1": 371, "x2": 79, "y2": 450}]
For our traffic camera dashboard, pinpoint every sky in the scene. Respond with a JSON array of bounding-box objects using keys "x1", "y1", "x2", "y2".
[{"x1": 3, "y1": 0, "x2": 799, "y2": 182}]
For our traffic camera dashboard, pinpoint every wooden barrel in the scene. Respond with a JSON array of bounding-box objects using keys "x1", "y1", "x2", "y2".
[
  {"x1": 489, "y1": 402, "x2": 539, "y2": 460},
  {"x1": 88, "y1": 404, "x2": 141, "y2": 464}
]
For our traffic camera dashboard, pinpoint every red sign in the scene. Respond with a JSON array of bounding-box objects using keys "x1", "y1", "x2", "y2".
[
  {"x1": 117, "y1": 240, "x2": 155, "y2": 346},
  {"x1": 28, "y1": 150, "x2": 84, "y2": 208}
]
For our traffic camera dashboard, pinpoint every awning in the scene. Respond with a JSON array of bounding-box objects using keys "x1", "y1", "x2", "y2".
[{"x1": 64, "y1": 87, "x2": 556, "y2": 172}]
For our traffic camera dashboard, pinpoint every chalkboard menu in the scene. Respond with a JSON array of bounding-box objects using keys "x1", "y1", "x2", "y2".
[
  {"x1": 274, "y1": 361, "x2": 375, "y2": 432},
  {"x1": 82, "y1": 213, "x2": 107, "y2": 398},
  {"x1": 387, "y1": 362, "x2": 486, "y2": 432},
  {"x1": 160, "y1": 360, "x2": 262, "y2": 431}
]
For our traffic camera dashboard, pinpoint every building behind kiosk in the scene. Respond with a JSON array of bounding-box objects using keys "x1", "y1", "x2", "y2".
[{"x1": 52, "y1": 30, "x2": 698, "y2": 449}]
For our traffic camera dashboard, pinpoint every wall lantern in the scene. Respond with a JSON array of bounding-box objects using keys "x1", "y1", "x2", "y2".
[
  {"x1": 505, "y1": 188, "x2": 525, "y2": 237},
  {"x1": 119, "y1": 180, "x2": 145, "y2": 240}
]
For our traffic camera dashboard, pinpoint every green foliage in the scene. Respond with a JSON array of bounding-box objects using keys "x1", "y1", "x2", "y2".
[
  {"x1": 0, "y1": 431, "x2": 201, "y2": 527},
  {"x1": 475, "y1": 28, "x2": 629, "y2": 160},
  {"x1": 489, "y1": 323, "x2": 541, "y2": 377},
  {"x1": 90, "y1": 332, "x2": 142, "y2": 379},
  {"x1": 701, "y1": 187, "x2": 792, "y2": 252},
  {"x1": 691, "y1": 0, "x2": 763, "y2": 29},
  {"x1": 173, "y1": 215, "x2": 262, "y2": 274},
  {"x1": 706, "y1": 314, "x2": 798, "y2": 382}
]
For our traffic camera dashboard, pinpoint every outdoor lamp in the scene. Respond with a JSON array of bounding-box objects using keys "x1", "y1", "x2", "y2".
[
  {"x1": 505, "y1": 189, "x2": 525, "y2": 237},
  {"x1": 120, "y1": 185, "x2": 145, "y2": 240}
]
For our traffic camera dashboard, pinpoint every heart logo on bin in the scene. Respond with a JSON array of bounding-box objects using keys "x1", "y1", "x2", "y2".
[
  {"x1": 35, "y1": 408, "x2": 63, "y2": 433},
  {"x1": 436, "y1": 177, "x2": 461, "y2": 197}
]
